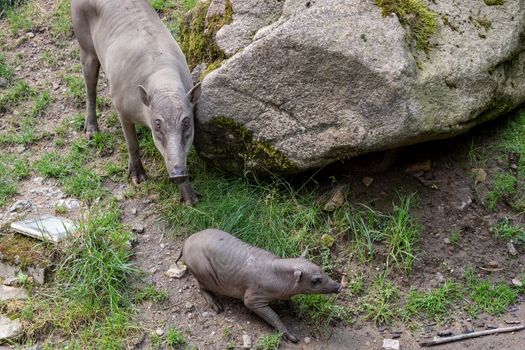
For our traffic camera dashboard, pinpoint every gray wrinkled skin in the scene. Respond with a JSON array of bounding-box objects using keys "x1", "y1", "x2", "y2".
[
  {"x1": 182, "y1": 229, "x2": 342, "y2": 342},
  {"x1": 71, "y1": 0, "x2": 201, "y2": 205}
]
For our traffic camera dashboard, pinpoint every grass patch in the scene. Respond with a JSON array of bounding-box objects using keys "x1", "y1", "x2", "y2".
[
  {"x1": 0, "y1": 80, "x2": 35, "y2": 112},
  {"x1": 255, "y1": 331, "x2": 282, "y2": 350},
  {"x1": 134, "y1": 284, "x2": 169, "y2": 303},
  {"x1": 0, "y1": 0, "x2": 26, "y2": 17},
  {"x1": 486, "y1": 172, "x2": 516, "y2": 211},
  {"x1": 2, "y1": 203, "x2": 140, "y2": 348},
  {"x1": 360, "y1": 275, "x2": 399, "y2": 325},
  {"x1": 402, "y1": 282, "x2": 461, "y2": 322},
  {"x1": 0, "y1": 155, "x2": 30, "y2": 206},
  {"x1": 384, "y1": 193, "x2": 420, "y2": 272},
  {"x1": 293, "y1": 294, "x2": 349, "y2": 330},
  {"x1": 165, "y1": 327, "x2": 187, "y2": 348},
  {"x1": 484, "y1": 0, "x2": 504, "y2": 5},
  {"x1": 465, "y1": 270, "x2": 518, "y2": 317},
  {"x1": 34, "y1": 138, "x2": 107, "y2": 202},
  {"x1": 375, "y1": 0, "x2": 438, "y2": 52},
  {"x1": 491, "y1": 217, "x2": 525, "y2": 244},
  {"x1": 51, "y1": 0, "x2": 72, "y2": 40},
  {"x1": 64, "y1": 74, "x2": 85, "y2": 106},
  {"x1": 0, "y1": 52, "x2": 14, "y2": 83}
]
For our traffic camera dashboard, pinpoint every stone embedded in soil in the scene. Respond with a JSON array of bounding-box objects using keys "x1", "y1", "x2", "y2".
[
  {"x1": 443, "y1": 238, "x2": 451, "y2": 244},
  {"x1": 165, "y1": 263, "x2": 187, "y2": 279},
  {"x1": 382, "y1": 338, "x2": 400, "y2": 350},
  {"x1": 486, "y1": 260, "x2": 499, "y2": 268},
  {"x1": 512, "y1": 278, "x2": 523, "y2": 287},
  {"x1": 304, "y1": 337, "x2": 312, "y2": 344},
  {"x1": 321, "y1": 185, "x2": 346, "y2": 212},
  {"x1": 437, "y1": 330, "x2": 453, "y2": 337},
  {"x1": 132, "y1": 224, "x2": 145, "y2": 234},
  {"x1": 8, "y1": 200, "x2": 32, "y2": 213},
  {"x1": 0, "y1": 286, "x2": 27, "y2": 301},
  {"x1": 405, "y1": 160, "x2": 431, "y2": 174},
  {"x1": 185, "y1": 301, "x2": 194, "y2": 310},
  {"x1": 507, "y1": 242, "x2": 518, "y2": 256},
  {"x1": 155, "y1": 328, "x2": 164, "y2": 336},
  {"x1": 242, "y1": 334, "x2": 252, "y2": 349},
  {"x1": 10, "y1": 215, "x2": 77, "y2": 243},
  {"x1": 131, "y1": 208, "x2": 137, "y2": 215},
  {"x1": 362, "y1": 176, "x2": 374, "y2": 187},
  {"x1": 0, "y1": 315, "x2": 22, "y2": 341},
  {"x1": 56, "y1": 198, "x2": 80, "y2": 210}
]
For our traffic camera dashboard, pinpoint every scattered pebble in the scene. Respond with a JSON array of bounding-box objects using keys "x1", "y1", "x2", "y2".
[
  {"x1": 242, "y1": 334, "x2": 252, "y2": 349},
  {"x1": 0, "y1": 286, "x2": 28, "y2": 301},
  {"x1": 304, "y1": 337, "x2": 311, "y2": 344},
  {"x1": 382, "y1": 338, "x2": 400, "y2": 350},
  {"x1": 131, "y1": 208, "x2": 137, "y2": 215},
  {"x1": 472, "y1": 319, "x2": 485, "y2": 328},
  {"x1": 185, "y1": 301, "x2": 194, "y2": 310},
  {"x1": 202, "y1": 312, "x2": 212, "y2": 318},
  {"x1": 56, "y1": 198, "x2": 81, "y2": 210},
  {"x1": 26, "y1": 32, "x2": 35, "y2": 38},
  {"x1": 160, "y1": 243, "x2": 166, "y2": 249},
  {"x1": 8, "y1": 200, "x2": 32, "y2": 213},
  {"x1": 321, "y1": 185, "x2": 346, "y2": 212},
  {"x1": 165, "y1": 263, "x2": 187, "y2": 279},
  {"x1": 155, "y1": 328, "x2": 164, "y2": 336},
  {"x1": 487, "y1": 260, "x2": 499, "y2": 268},
  {"x1": 443, "y1": 238, "x2": 451, "y2": 245},
  {"x1": 507, "y1": 242, "x2": 518, "y2": 256},
  {"x1": 0, "y1": 77, "x2": 7, "y2": 88},
  {"x1": 132, "y1": 224, "x2": 145, "y2": 234},
  {"x1": 362, "y1": 176, "x2": 374, "y2": 187},
  {"x1": 437, "y1": 330, "x2": 453, "y2": 337},
  {"x1": 187, "y1": 313, "x2": 194, "y2": 319},
  {"x1": 512, "y1": 278, "x2": 522, "y2": 287},
  {"x1": 0, "y1": 315, "x2": 22, "y2": 341}
]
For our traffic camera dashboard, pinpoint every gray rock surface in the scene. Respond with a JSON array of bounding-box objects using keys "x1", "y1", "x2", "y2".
[
  {"x1": 0, "y1": 286, "x2": 28, "y2": 301},
  {"x1": 0, "y1": 315, "x2": 22, "y2": 341},
  {"x1": 195, "y1": 0, "x2": 525, "y2": 173}
]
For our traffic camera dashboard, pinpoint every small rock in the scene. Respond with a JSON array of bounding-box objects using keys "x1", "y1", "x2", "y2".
[
  {"x1": 185, "y1": 301, "x2": 194, "y2": 310},
  {"x1": 187, "y1": 313, "x2": 194, "y2": 319},
  {"x1": 472, "y1": 319, "x2": 485, "y2": 328},
  {"x1": 0, "y1": 77, "x2": 7, "y2": 88},
  {"x1": 32, "y1": 177, "x2": 44, "y2": 185},
  {"x1": 52, "y1": 82, "x2": 60, "y2": 90},
  {"x1": 242, "y1": 334, "x2": 252, "y2": 349},
  {"x1": 487, "y1": 260, "x2": 499, "y2": 268},
  {"x1": 405, "y1": 159, "x2": 431, "y2": 174},
  {"x1": 26, "y1": 32, "x2": 35, "y2": 38},
  {"x1": 382, "y1": 338, "x2": 400, "y2": 350},
  {"x1": 202, "y1": 311, "x2": 212, "y2": 318},
  {"x1": 443, "y1": 238, "x2": 451, "y2": 245},
  {"x1": 131, "y1": 224, "x2": 144, "y2": 234},
  {"x1": 3, "y1": 277, "x2": 19, "y2": 287},
  {"x1": 155, "y1": 328, "x2": 164, "y2": 336},
  {"x1": 471, "y1": 168, "x2": 487, "y2": 185},
  {"x1": 131, "y1": 208, "x2": 137, "y2": 215},
  {"x1": 304, "y1": 337, "x2": 312, "y2": 344},
  {"x1": 507, "y1": 242, "x2": 518, "y2": 256},
  {"x1": 512, "y1": 278, "x2": 522, "y2": 287},
  {"x1": 340, "y1": 275, "x2": 348, "y2": 288},
  {"x1": 14, "y1": 145, "x2": 26, "y2": 154},
  {"x1": 362, "y1": 176, "x2": 374, "y2": 187},
  {"x1": 0, "y1": 286, "x2": 28, "y2": 301},
  {"x1": 56, "y1": 198, "x2": 80, "y2": 210},
  {"x1": 160, "y1": 243, "x2": 166, "y2": 249},
  {"x1": 486, "y1": 324, "x2": 498, "y2": 329},
  {"x1": 165, "y1": 263, "x2": 187, "y2": 279},
  {"x1": 115, "y1": 193, "x2": 125, "y2": 201},
  {"x1": 0, "y1": 315, "x2": 22, "y2": 341},
  {"x1": 8, "y1": 200, "x2": 32, "y2": 213},
  {"x1": 321, "y1": 185, "x2": 346, "y2": 212},
  {"x1": 437, "y1": 330, "x2": 453, "y2": 337}
]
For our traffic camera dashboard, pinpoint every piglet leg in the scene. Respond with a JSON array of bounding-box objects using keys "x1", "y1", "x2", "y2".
[
  {"x1": 245, "y1": 303, "x2": 298, "y2": 343},
  {"x1": 199, "y1": 284, "x2": 223, "y2": 313}
]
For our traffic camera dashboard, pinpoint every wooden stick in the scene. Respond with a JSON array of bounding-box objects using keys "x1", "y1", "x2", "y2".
[{"x1": 419, "y1": 325, "x2": 525, "y2": 347}]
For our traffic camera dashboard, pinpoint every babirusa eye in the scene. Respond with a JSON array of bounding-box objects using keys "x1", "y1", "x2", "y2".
[
  {"x1": 183, "y1": 117, "x2": 190, "y2": 129},
  {"x1": 155, "y1": 119, "x2": 161, "y2": 129}
]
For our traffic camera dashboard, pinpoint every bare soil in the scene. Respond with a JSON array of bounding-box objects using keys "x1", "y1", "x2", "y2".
[{"x1": 0, "y1": 2, "x2": 524, "y2": 349}]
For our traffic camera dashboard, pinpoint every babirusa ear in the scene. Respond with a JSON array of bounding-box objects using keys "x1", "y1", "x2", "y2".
[
  {"x1": 186, "y1": 82, "x2": 201, "y2": 104},
  {"x1": 300, "y1": 247, "x2": 308, "y2": 258},
  {"x1": 138, "y1": 85, "x2": 150, "y2": 106},
  {"x1": 294, "y1": 270, "x2": 302, "y2": 283}
]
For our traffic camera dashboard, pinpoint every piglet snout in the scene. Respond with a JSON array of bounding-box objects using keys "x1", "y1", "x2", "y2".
[
  {"x1": 169, "y1": 166, "x2": 188, "y2": 184},
  {"x1": 334, "y1": 282, "x2": 343, "y2": 293}
]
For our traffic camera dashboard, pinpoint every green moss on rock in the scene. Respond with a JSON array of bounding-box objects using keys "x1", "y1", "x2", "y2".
[
  {"x1": 484, "y1": 0, "x2": 505, "y2": 5},
  {"x1": 375, "y1": 0, "x2": 438, "y2": 52},
  {"x1": 177, "y1": 0, "x2": 233, "y2": 70},
  {"x1": 198, "y1": 116, "x2": 296, "y2": 173},
  {"x1": 0, "y1": 233, "x2": 53, "y2": 269}
]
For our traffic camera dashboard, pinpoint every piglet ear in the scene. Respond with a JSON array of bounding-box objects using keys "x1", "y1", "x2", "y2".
[
  {"x1": 186, "y1": 82, "x2": 201, "y2": 104},
  {"x1": 138, "y1": 85, "x2": 150, "y2": 106},
  {"x1": 294, "y1": 270, "x2": 302, "y2": 283}
]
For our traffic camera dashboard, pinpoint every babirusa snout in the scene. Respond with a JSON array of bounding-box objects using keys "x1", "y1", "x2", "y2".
[{"x1": 169, "y1": 165, "x2": 188, "y2": 184}]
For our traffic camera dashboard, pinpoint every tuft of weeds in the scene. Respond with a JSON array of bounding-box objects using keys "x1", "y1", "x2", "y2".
[
  {"x1": 135, "y1": 284, "x2": 169, "y2": 303},
  {"x1": 360, "y1": 275, "x2": 399, "y2": 325},
  {"x1": 465, "y1": 269, "x2": 518, "y2": 318},
  {"x1": 384, "y1": 193, "x2": 420, "y2": 272},
  {"x1": 486, "y1": 172, "x2": 516, "y2": 211},
  {"x1": 484, "y1": 0, "x2": 504, "y2": 5},
  {"x1": 64, "y1": 74, "x2": 85, "y2": 105},
  {"x1": 449, "y1": 230, "x2": 461, "y2": 246},
  {"x1": 165, "y1": 327, "x2": 187, "y2": 348},
  {"x1": 346, "y1": 273, "x2": 365, "y2": 297},
  {"x1": 402, "y1": 282, "x2": 461, "y2": 322},
  {"x1": 42, "y1": 51, "x2": 59, "y2": 68},
  {"x1": 6, "y1": 6, "x2": 33, "y2": 35},
  {"x1": 0, "y1": 155, "x2": 30, "y2": 207},
  {"x1": 0, "y1": 80, "x2": 35, "y2": 112},
  {"x1": 292, "y1": 294, "x2": 350, "y2": 330},
  {"x1": 51, "y1": 0, "x2": 72, "y2": 40},
  {"x1": 255, "y1": 331, "x2": 283, "y2": 350},
  {"x1": 0, "y1": 53, "x2": 14, "y2": 83},
  {"x1": 375, "y1": 0, "x2": 438, "y2": 51},
  {"x1": 491, "y1": 217, "x2": 525, "y2": 244}
]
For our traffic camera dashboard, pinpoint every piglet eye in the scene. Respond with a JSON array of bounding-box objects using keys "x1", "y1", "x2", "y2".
[
  {"x1": 155, "y1": 119, "x2": 161, "y2": 129},
  {"x1": 311, "y1": 277, "x2": 322, "y2": 285},
  {"x1": 183, "y1": 118, "x2": 190, "y2": 129}
]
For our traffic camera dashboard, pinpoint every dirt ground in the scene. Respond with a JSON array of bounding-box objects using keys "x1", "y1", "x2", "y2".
[{"x1": 0, "y1": 1, "x2": 524, "y2": 349}]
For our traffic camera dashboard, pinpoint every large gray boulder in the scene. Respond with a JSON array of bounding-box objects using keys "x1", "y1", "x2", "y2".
[{"x1": 194, "y1": 0, "x2": 525, "y2": 174}]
